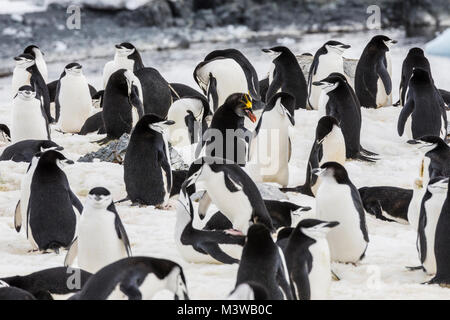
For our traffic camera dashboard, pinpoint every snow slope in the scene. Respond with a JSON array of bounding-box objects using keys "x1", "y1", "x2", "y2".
[{"x1": 1, "y1": 30, "x2": 450, "y2": 299}]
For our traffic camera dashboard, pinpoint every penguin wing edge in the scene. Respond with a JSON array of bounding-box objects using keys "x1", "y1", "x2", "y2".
[
  {"x1": 14, "y1": 200, "x2": 21, "y2": 232},
  {"x1": 64, "y1": 237, "x2": 78, "y2": 267}
]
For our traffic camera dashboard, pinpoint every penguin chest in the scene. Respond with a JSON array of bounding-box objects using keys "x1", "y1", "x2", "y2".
[
  {"x1": 78, "y1": 211, "x2": 127, "y2": 273},
  {"x1": 12, "y1": 69, "x2": 31, "y2": 96},
  {"x1": 376, "y1": 77, "x2": 389, "y2": 108},
  {"x1": 316, "y1": 182, "x2": 367, "y2": 262},
  {"x1": 11, "y1": 100, "x2": 47, "y2": 143},
  {"x1": 20, "y1": 159, "x2": 39, "y2": 240},
  {"x1": 321, "y1": 129, "x2": 346, "y2": 166},
  {"x1": 310, "y1": 57, "x2": 344, "y2": 110},
  {"x1": 308, "y1": 238, "x2": 332, "y2": 300},
  {"x1": 59, "y1": 77, "x2": 92, "y2": 132},
  {"x1": 407, "y1": 186, "x2": 425, "y2": 231},
  {"x1": 422, "y1": 193, "x2": 447, "y2": 274},
  {"x1": 317, "y1": 92, "x2": 330, "y2": 117},
  {"x1": 205, "y1": 173, "x2": 253, "y2": 234}
]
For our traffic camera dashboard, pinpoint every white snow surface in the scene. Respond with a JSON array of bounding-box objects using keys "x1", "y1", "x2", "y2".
[{"x1": 1, "y1": 30, "x2": 450, "y2": 300}]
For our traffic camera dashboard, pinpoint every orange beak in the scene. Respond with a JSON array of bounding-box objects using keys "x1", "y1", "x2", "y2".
[{"x1": 245, "y1": 109, "x2": 257, "y2": 123}]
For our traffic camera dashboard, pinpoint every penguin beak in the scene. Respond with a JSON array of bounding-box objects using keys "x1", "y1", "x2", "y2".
[
  {"x1": 312, "y1": 168, "x2": 326, "y2": 176},
  {"x1": 115, "y1": 44, "x2": 122, "y2": 49},
  {"x1": 261, "y1": 48, "x2": 271, "y2": 53},
  {"x1": 390, "y1": 40, "x2": 398, "y2": 44},
  {"x1": 325, "y1": 221, "x2": 340, "y2": 228},
  {"x1": 241, "y1": 95, "x2": 256, "y2": 123},
  {"x1": 244, "y1": 109, "x2": 257, "y2": 123},
  {"x1": 14, "y1": 56, "x2": 21, "y2": 61},
  {"x1": 94, "y1": 195, "x2": 102, "y2": 201},
  {"x1": 312, "y1": 81, "x2": 324, "y2": 87},
  {"x1": 340, "y1": 44, "x2": 351, "y2": 49},
  {"x1": 292, "y1": 206, "x2": 312, "y2": 216}
]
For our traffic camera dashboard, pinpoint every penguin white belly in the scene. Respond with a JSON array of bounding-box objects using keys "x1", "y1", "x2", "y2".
[
  {"x1": 317, "y1": 91, "x2": 329, "y2": 118},
  {"x1": 316, "y1": 183, "x2": 367, "y2": 263},
  {"x1": 439, "y1": 115, "x2": 447, "y2": 139},
  {"x1": 58, "y1": 76, "x2": 92, "y2": 133},
  {"x1": 11, "y1": 100, "x2": 47, "y2": 143},
  {"x1": 310, "y1": 58, "x2": 344, "y2": 110},
  {"x1": 308, "y1": 238, "x2": 332, "y2": 300},
  {"x1": 102, "y1": 58, "x2": 134, "y2": 88},
  {"x1": 248, "y1": 114, "x2": 290, "y2": 186},
  {"x1": 204, "y1": 172, "x2": 253, "y2": 235},
  {"x1": 77, "y1": 210, "x2": 128, "y2": 274},
  {"x1": 376, "y1": 78, "x2": 389, "y2": 108},
  {"x1": 11, "y1": 69, "x2": 30, "y2": 96},
  {"x1": 321, "y1": 128, "x2": 346, "y2": 166},
  {"x1": 404, "y1": 115, "x2": 413, "y2": 139},
  {"x1": 422, "y1": 193, "x2": 447, "y2": 275},
  {"x1": 422, "y1": 157, "x2": 431, "y2": 189}
]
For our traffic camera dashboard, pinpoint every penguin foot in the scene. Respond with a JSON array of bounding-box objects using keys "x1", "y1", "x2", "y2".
[
  {"x1": 155, "y1": 203, "x2": 174, "y2": 210},
  {"x1": 94, "y1": 137, "x2": 114, "y2": 145},
  {"x1": 331, "y1": 270, "x2": 341, "y2": 281},
  {"x1": 406, "y1": 265, "x2": 424, "y2": 271},
  {"x1": 351, "y1": 153, "x2": 377, "y2": 162},
  {"x1": 224, "y1": 229, "x2": 244, "y2": 236},
  {"x1": 393, "y1": 100, "x2": 401, "y2": 107}
]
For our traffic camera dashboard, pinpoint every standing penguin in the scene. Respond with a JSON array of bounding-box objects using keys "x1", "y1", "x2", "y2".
[
  {"x1": 355, "y1": 35, "x2": 397, "y2": 108},
  {"x1": 102, "y1": 42, "x2": 144, "y2": 89},
  {"x1": 70, "y1": 257, "x2": 189, "y2": 300},
  {"x1": 11, "y1": 85, "x2": 50, "y2": 143},
  {"x1": 281, "y1": 116, "x2": 346, "y2": 197},
  {"x1": 417, "y1": 177, "x2": 449, "y2": 275},
  {"x1": 308, "y1": 41, "x2": 351, "y2": 110},
  {"x1": 185, "y1": 156, "x2": 274, "y2": 235},
  {"x1": 397, "y1": 47, "x2": 432, "y2": 107},
  {"x1": 55, "y1": 63, "x2": 93, "y2": 132},
  {"x1": 313, "y1": 73, "x2": 376, "y2": 161},
  {"x1": 23, "y1": 45, "x2": 48, "y2": 83},
  {"x1": 248, "y1": 92, "x2": 295, "y2": 187},
  {"x1": 196, "y1": 93, "x2": 256, "y2": 166},
  {"x1": 15, "y1": 150, "x2": 82, "y2": 252},
  {"x1": 194, "y1": 48, "x2": 260, "y2": 112},
  {"x1": 277, "y1": 219, "x2": 339, "y2": 300},
  {"x1": 314, "y1": 162, "x2": 369, "y2": 263},
  {"x1": 65, "y1": 187, "x2": 131, "y2": 273},
  {"x1": 398, "y1": 68, "x2": 447, "y2": 140},
  {"x1": 124, "y1": 114, "x2": 174, "y2": 207},
  {"x1": 101, "y1": 69, "x2": 144, "y2": 142},
  {"x1": 235, "y1": 224, "x2": 292, "y2": 300},
  {"x1": 262, "y1": 46, "x2": 308, "y2": 110},
  {"x1": 428, "y1": 179, "x2": 450, "y2": 286},
  {"x1": 12, "y1": 54, "x2": 52, "y2": 122}
]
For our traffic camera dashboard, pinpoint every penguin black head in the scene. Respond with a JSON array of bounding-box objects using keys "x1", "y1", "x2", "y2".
[
  {"x1": 23, "y1": 44, "x2": 43, "y2": 57},
  {"x1": 408, "y1": 47, "x2": 425, "y2": 57},
  {"x1": 14, "y1": 53, "x2": 35, "y2": 68},
  {"x1": 16, "y1": 85, "x2": 36, "y2": 101},
  {"x1": 410, "y1": 67, "x2": 432, "y2": 83},
  {"x1": 416, "y1": 136, "x2": 448, "y2": 153},
  {"x1": 65, "y1": 62, "x2": 83, "y2": 76},
  {"x1": 37, "y1": 150, "x2": 74, "y2": 168},
  {"x1": 323, "y1": 40, "x2": 351, "y2": 54},
  {"x1": 312, "y1": 72, "x2": 347, "y2": 93},
  {"x1": 115, "y1": 42, "x2": 136, "y2": 56},
  {"x1": 223, "y1": 93, "x2": 257, "y2": 123},
  {"x1": 0, "y1": 124, "x2": 10, "y2": 141},
  {"x1": 295, "y1": 218, "x2": 339, "y2": 239},
  {"x1": 262, "y1": 46, "x2": 291, "y2": 59},
  {"x1": 246, "y1": 223, "x2": 272, "y2": 245},
  {"x1": 316, "y1": 116, "x2": 340, "y2": 143},
  {"x1": 87, "y1": 187, "x2": 113, "y2": 209},
  {"x1": 312, "y1": 161, "x2": 349, "y2": 184},
  {"x1": 134, "y1": 114, "x2": 175, "y2": 135},
  {"x1": 427, "y1": 177, "x2": 449, "y2": 194},
  {"x1": 369, "y1": 35, "x2": 397, "y2": 52},
  {"x1": 266, "y1": 92, "x2": 296, "y2": 125}
]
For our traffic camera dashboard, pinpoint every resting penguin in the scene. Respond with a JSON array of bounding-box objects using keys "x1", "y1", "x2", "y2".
[
  {"x1": 102, "y1": 69, "x2": 144, "y2": 142},
  {"x1": 262, "y1": 46, "x2": 308, "y2": 110},
  {"x1": 280, "y1": 116, "x2": 346, "y2": 197},
  {"x1": 185, "y1": 156, "x2": 274, "y2": 235},
  {"x1": 124, "y1": 114, "x2": 174, "y2": 207},
  {"x1": 355, "y1": 35, "x2": 397, "y2": 108},
  {"x1": 314, "y1": 162, "x2": 369, "y2": 263},
  {"x1": 65, "y1": 187, "x2": 131, "y2": 274},
  {"x1": 0, "y1": 267, "x2": 91, "y2": 300},
  {"x1": 0, "y1": 124, "x2": 11, "y2": 143},
  {"x1": 358, "y1": 186, "x2": 413, "y2": 224},
  {"x1": 277, "y1": 219, "x2": 339, "y2": 300},
  {"x1": 397, "y1": 47, "x2": 432, "y2": 107},
  {"x1": 415, "y1": 136, "x2": 450, "y2": 188},
  {"x1": 398, "y1": 68, "x2": 447, "y2": 140},
  {"x1": 15, "y1": 150, "x2": 82, "y2": 252},
  {"x1": 11, "y1": 85, "x2": 50, "y2": 143},
  {"x1": 102, "y1": 42, "x2": 144, "y2": 89},
  {"x1": 70, "y1": 257, "x2": 189, "y2": 300},
  {"x1": 134, "y1": 67, "x2": 173, "y2": 118},
  {"x1": 195, "y1": 93, "x2": 256, "y2": 166},
  {"x1": 203, "y1": 200, "x2": 311, "y2": 231},
  {"x1": 12, "y1": 53, "x2": 52, "y2": 122},
  {"x1": 235, "y1": 224, "x2": 292, "y2": 300},
  {"x1": 23, "y1": 45, "x2": 48, "y2": 83},
  {"x1": 0, "y1": 139, "x2": 62, "y2": 162},
  {"x1": 248, "y1": 92, "x2": 295, "y2": 187},
  {"x1": 313, "y1": 73, "x2": 377, "y2": 161},
  {"x1": 428, "y1": 179, "x2": 450, "y2": 286},
  {"x1": 55, "y1": 63, "x2": 93, "y2": 132},
  {"x1": 79, "y1": 111, "x2": 105, "y2": 135},
  {"x1": 417, "y1": 177, "x2": 449, "y2": 275},
  {"x1": 194, "y1": 48, "x2": 260, "y2": 112},
  {"x1": 307, "y1": 40, "x2": 351, "y2": 110},
  {"x1": 167, "y1": 92, "x2": 210, "y2": 147},
  {"x1": 174, "y1": 184, "x2": 245, "y2": 264}
]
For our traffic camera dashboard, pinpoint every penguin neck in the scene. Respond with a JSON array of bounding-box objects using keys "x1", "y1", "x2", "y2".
[
  {"x1": 290, "y1": 228, "x2": 316, "y2": 248},
  {"x1": 212, "y1": 108, "x2": 243, "y2": 130}
]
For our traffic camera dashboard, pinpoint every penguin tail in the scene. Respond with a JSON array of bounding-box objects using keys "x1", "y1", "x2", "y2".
[
  {"x1": 426, "y1": 276, "x2": 450, "y2": 287},
  {"x1": 115, "y1": 196, "x2": 130, "y2": 204},
  {"x1": 279, "y1": 185, "x2": 314, "y2": 197},
  {"x1": 47, "y1": 242, "x2": 63, "y2": 254},
  {"x1": 360, "y1": 146, "x2": 378, "y2": 156},
  {"x1": 353, "y1": 153, "x2": 378, "y2": 163},
  {"x1": 405, "y1": 265, "x2": 425, "y2": 271}
]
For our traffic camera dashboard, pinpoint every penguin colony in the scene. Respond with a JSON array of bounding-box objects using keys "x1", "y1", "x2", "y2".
[{"x1": 0, "y1": 34, "x2": 450, "y2": 301}]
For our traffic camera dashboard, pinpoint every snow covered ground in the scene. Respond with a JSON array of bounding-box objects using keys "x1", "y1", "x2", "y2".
[{"x1": 1, "y1": 30, "x2": 450, "y2": 300}]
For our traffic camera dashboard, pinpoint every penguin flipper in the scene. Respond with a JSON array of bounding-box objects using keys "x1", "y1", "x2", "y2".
[
  {"x1": 14, "y1": 200, "x2": 21, "y2": 233},
  {"x1": 184, "y1": 111, "x2": 196, "y2": 144},
  {"x1": 198, "y1": 192, "x2": 212, "y2": 219},
  {"x1": 55, "y1": 80, "x2": 61, "y2": 122},
  {"x1": 120, "y1": 278, "x2": 142, "y2": 300},
  {"x1": 397, "y1": 97, "x2": 414, "y2": 136},
  {"x1": 223, "y1": 172, "x2": 243, "y2": 192},
  {"x1": 129, "y1": 85, "x2": 144, "y2": 119},
  {"x1": 377, "y1": 61, "x2": 392, "y2": 96},
  {"x1": 109, "y1": 203, "x2": 132, "y2": 257},
  {"x1": 69, "y1": 190, "x2": 83, "y2": 216},
  {"x1": 158, "y1": 148, "x2": 172, "y2": 193},
  {"x1": 197, "y1": 242, "x2": 239, "y2": 264},
  {"x1": 279, "y1": 185, "x2": 314, "y2": 197},
  {"x1": 64, "y1": 237, "x2": 78, "y2": 267},
  {"x1": 290, "y1": 263, "x2": 311, "y2": 300}
]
